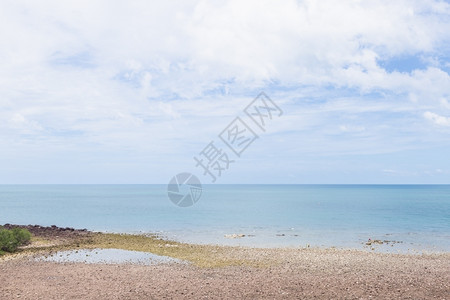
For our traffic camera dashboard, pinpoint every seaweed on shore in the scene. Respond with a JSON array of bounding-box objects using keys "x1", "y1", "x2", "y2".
[{"x1": 0, "y1": 224, "x2": 268, "y2": 268}]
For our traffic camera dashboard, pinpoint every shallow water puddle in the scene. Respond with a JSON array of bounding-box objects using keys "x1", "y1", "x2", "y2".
[{"x1": 35, "y1": 248, "x2": 183, "y2": 265}]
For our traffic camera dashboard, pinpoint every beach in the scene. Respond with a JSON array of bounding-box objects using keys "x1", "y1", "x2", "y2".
[{"x1": 1, "y1": 225, "x2": 449, "y2": 299}]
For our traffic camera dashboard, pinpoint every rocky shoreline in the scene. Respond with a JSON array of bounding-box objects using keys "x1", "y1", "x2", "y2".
[{"x1": 2, "y1": 223, "x2": 89, "y2": 237}]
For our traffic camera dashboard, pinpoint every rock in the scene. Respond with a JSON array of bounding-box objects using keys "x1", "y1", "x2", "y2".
[
  {"x1": 366, "y1": 239, "x2": 383, "y2": 246},
  {"x1": 224, "y1": 234, "x2": 245, "y2": 239}
]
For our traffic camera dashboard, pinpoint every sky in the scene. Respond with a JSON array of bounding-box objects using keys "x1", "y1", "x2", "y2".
[{"x1": 1, "y1": 0, "x2": 450, "y2": 184}]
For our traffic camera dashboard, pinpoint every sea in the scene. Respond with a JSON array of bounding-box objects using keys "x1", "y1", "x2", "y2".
[{"x1": 1, "y1": 184, "x2": 449, "y2": 253}]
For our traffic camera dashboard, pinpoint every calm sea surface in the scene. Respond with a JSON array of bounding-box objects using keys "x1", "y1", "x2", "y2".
[{"x1": 1, "y1": 184, "x2": 449, "y2": 253}]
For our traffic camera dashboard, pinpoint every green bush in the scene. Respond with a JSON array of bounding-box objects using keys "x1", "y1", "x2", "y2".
[
  {"x1": 0, "y1": 229, "x2": 17, "y2": 252},
  {"x1": 12, "y1": 228, "x2": 31, "y2": 245},
  {"x1": 0, "y1": 228, "x2": 32, "y2": 254}
]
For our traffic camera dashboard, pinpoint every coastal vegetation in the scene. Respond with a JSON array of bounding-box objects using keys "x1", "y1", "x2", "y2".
[{"x1": 0, "y1": 227, "x2": 31, "y2": 255}]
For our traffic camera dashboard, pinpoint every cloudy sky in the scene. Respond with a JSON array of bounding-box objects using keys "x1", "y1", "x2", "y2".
[{"x1": 1, "y1": 0, "x2": 450, "y2": 184}]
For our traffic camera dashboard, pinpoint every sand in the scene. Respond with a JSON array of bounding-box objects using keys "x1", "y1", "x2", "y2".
[
  {"x1": 0, "y1": 225, "x2": 449, "y2": 299},
  {"x1": 2, "y1": 249, "x2": 449, "y2": 299}
]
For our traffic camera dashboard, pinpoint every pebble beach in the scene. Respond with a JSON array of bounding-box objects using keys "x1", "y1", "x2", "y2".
[{"x1": 1, "y1": 225, "x2": 449, "y2": 299}]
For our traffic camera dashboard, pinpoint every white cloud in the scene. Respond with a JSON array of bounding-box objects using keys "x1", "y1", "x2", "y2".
[
  {"x1": 440, "y1": 98, "x2": 450, "y2": 109},
  {"x1": 2, "y1": 0, "x2": 449, "y2": 94},
  {"x1": 424, "y1": 111, "x2": 450, "y2": 126},
  {"x1": 339, "y1": 125, "x2": 366, "y2": 133}
]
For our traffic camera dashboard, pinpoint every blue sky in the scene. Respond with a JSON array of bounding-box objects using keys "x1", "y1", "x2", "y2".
[{"x1": 1, "y1": 0, "x2": 450, "y2": 184}]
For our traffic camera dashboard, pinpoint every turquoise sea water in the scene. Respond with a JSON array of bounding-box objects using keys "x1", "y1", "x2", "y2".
[{"x1": 1, "y1": 184, "x2": 449, "y2": 253}]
